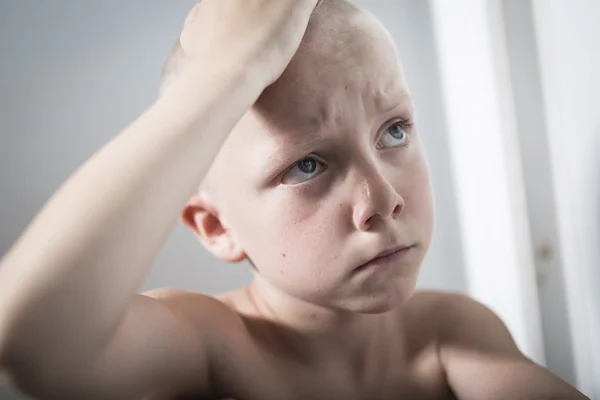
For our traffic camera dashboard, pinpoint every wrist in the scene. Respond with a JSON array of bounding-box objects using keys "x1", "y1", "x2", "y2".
[
  {"x1": 166, "y1": 57, "x2": 267, "y2": 109},
  {"x1": 150, "y1": 57, "x2": 267, "y2": 142}
]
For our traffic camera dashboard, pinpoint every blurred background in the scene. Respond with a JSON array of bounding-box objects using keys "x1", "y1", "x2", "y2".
[{"x1": 0, "y1": 0, "x2": 598, "y2": 398}]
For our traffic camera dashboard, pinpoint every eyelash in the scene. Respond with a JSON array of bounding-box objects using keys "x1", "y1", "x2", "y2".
[
  {"x1": 280, "y1": 156, "x2": 327, "y2": 186},
  {"x1": 280, "y1": 118, "x2": 414, "y2": 186},
  {"x1": 375, "y1": 118, "x2": 413, "y2": 150},
  {"x1": 288, "y1": 176, "x2": 319, "y2": 194},
  {"x1": 395, "y1": 118, "x2": 413, "y2": 130}
]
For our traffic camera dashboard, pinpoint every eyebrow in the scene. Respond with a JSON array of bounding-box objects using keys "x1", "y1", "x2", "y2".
[
  {"x1": 255, "y1": 134, "x2": 336, "y2": 184},
  {"x1": 374, "y1": 89, "x2": 412, "y2": 114},
  {"x1": 269, "y1": 130, "x2": 335, "y2": 160},
  {"x1": 262, "y1": 88, "x2": 413, "y2": 155}
]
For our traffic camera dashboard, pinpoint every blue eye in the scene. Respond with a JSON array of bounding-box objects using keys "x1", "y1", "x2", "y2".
[
  {"x1": 378, "y1": 122, "x2": 409, "y2": 148},
  {"x1": 281, "y1": 157, "x2": 325, "y2": 184}
]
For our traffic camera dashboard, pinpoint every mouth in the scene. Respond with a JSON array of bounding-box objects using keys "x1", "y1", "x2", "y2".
[{"x1": 354, "y1": 245, "x2": 415, "y2": 273}]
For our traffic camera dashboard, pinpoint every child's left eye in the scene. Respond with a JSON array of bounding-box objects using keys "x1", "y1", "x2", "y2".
[{"x1": 377, "y1": 122, "x2": 410, "y2": 149}]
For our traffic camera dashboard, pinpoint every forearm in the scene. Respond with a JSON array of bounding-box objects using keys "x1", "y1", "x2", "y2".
[{"x1": 0, "y1": 63, "x2": 263, "y2": 371}]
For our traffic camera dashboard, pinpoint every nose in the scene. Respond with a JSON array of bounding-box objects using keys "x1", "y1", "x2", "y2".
[{"x1": 352, "y1": 166, "x2": 404, "y2": 231}]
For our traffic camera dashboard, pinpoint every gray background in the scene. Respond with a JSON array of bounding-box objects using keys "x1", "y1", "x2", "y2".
[{"x1": 0, "y1": 0, "x2": 465, "y2": 398}]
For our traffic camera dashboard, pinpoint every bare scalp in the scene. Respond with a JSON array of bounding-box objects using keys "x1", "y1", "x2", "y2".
[
  {"x1": 161, "y1": 0, "x2": 402, "y2": 201},
  {"x1": 159, "y1": 0, "x2": 375, "y2": 96}
]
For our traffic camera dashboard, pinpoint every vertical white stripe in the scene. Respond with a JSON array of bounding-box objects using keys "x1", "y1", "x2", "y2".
[
  {"x1": 429, "y1": 0, "x2": 545, "y2": 364},
  {"x1": 531, "y1": 0, "x2": 599, "y2": 394}
]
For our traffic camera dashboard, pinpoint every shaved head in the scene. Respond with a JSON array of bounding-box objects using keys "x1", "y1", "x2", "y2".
[
  {"x1": 163, "y1": 0, "x2": 406, "y2": 200},
  {"x1": 159, "y1": 0, "x2": 398, "y2": 96},
  {"x1": 178, "y1": 0, "x2": 432, "y2": 310},
  {"x1": 162, "y1": 0, "x2": 405, "y2": 203}
]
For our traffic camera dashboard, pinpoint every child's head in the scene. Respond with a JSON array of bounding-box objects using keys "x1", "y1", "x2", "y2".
[{"x1": 168, "y1": 0, "x2": 434, "y2": 314}]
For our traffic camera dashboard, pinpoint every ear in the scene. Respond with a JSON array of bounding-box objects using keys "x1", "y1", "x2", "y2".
[{"x1": 181, "y1": 195, "x2": 246, "y2": 263}]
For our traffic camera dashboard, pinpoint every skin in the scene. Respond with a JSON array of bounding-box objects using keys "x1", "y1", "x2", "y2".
[
  {"x1": 185, "y1": 4, "x2": 433, "y2": 315},
  {"x1": 174, "y1": 3, "x2": 588, "y2": 400},
  {"x1": 0, "y1": 0, "x2": 589, "y2": 399}
]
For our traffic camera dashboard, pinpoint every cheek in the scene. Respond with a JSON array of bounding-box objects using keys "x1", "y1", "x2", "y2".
[
  {"x1": 401, "y1": 147, "x2": 435, "y2": 240},
  {"x1": 262, "y1": 195, "x2": 343, "y2": 261},
  {"x1": 232, "y1": 189, "x2": 341, "y2": 270},
  {"x1": 227, "y1": 189, "x2": 346, "y2": 288}
]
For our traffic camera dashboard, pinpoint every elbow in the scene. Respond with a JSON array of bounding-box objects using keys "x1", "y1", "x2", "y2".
[
  {"x1": 0, "y1": 319, "x2": 14, "y2": 386},
  {"x1": 0, "y1": 331, "x2": 84, "y2": 399},
  {"x1": 0, "y1": 368, "x2": 17, "y2": 394},
  {"x1": 0, "y1": 357, "x2": 94, "y2": 400}
]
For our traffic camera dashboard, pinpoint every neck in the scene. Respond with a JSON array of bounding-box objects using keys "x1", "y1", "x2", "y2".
[{"x1": 246, "y1": 276, "x2": 393, "y2": 363}]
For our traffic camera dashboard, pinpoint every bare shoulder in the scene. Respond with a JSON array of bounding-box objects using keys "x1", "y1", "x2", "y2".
[
  {"x1": 404, "y1": 289, "x2": 493, "y2": 314},
  {"x1": 407, "y1": 294, "x2": 588, "y2": 399},
  {"x1": 142, "y1": 287, "x2": 256, "y2": 356},
  {"x1": 400, "y1": 290, "x2": 483, "y2": 330},
  {"x1": 404, "y1": 290, "x2": 508, "y2": 325},
  {"x1": 142, "y1": 288, "x2": 269, "y2": 398},
  {"x1": 404, "y1": 290, "x2": 519, "y2": 353},
  {"x1": 143, "y1": 287, "x2": 246, "y2": 329},
  {"x1": 397, "y1": 290, "x2": 452, "y2": 338}
]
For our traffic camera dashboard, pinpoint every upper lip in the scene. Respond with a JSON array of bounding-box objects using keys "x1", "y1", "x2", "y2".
[{"x1": 356, "y1": 244, "x2": 413, "y2": 269}]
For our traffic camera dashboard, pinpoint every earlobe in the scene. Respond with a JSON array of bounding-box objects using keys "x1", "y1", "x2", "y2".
[{"x1": 181, "y1": 196, "x2": 247, "y2": 263}]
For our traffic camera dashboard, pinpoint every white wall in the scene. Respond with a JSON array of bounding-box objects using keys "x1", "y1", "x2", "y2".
[
  {"x1": 501, "y1": 0, "x2": 577, "y2": 386},
  {"x1": 429, "y1": 0, "x2": 600, "y2": 393},
  {"x1": 532, "y1": 0, "x2": 600, "y2": 395},
  {"x1": 0, "y1": 1, "x2": 464, "y2": 398},
  {"x1": 429, "y1": 0, "x2": 545, "y2": 366}
]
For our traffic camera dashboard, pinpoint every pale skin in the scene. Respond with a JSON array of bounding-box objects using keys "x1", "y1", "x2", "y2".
[{"x1": 0, "y1": 0, "x2": 589, "y2": 399}]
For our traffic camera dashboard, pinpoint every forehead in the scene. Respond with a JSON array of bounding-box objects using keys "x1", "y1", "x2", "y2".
[
  {"x1": 215, "y1": 11, "x2": 411, "y2": 176},
  {"x1": 255, "y1": 23, "x2": 408, "y2": 134}
]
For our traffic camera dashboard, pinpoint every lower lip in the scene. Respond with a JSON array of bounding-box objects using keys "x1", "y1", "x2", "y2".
[{"x1": 354, "y1": 246, "x2": 414, "y2": 274}]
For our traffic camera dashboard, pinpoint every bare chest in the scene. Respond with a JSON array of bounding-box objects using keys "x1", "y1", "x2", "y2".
[
  {"x1": 202, "y1": 291, "x2": 453, "y2": 400},
  {"x1": 209, "y1": 340, "x2": 450, "y2": 400}
]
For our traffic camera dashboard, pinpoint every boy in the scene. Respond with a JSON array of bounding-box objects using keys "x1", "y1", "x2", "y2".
[{"x1": 0, "y1": 0, "x2": 588, "y2": 399}]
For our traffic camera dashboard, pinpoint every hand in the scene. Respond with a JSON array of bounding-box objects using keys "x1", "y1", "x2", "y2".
[{"x1": 180, "y1": 0, "x2": 320, "y2": 87}]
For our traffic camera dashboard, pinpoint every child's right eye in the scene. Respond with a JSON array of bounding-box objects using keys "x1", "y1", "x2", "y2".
[{"x1": 281, "y1": 157, "x2": 326, "y2": 185}]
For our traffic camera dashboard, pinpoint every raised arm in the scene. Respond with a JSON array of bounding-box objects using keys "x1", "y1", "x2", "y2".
[{"x1": 0, "y1": 1, "x2": 319, "y2": 398}]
